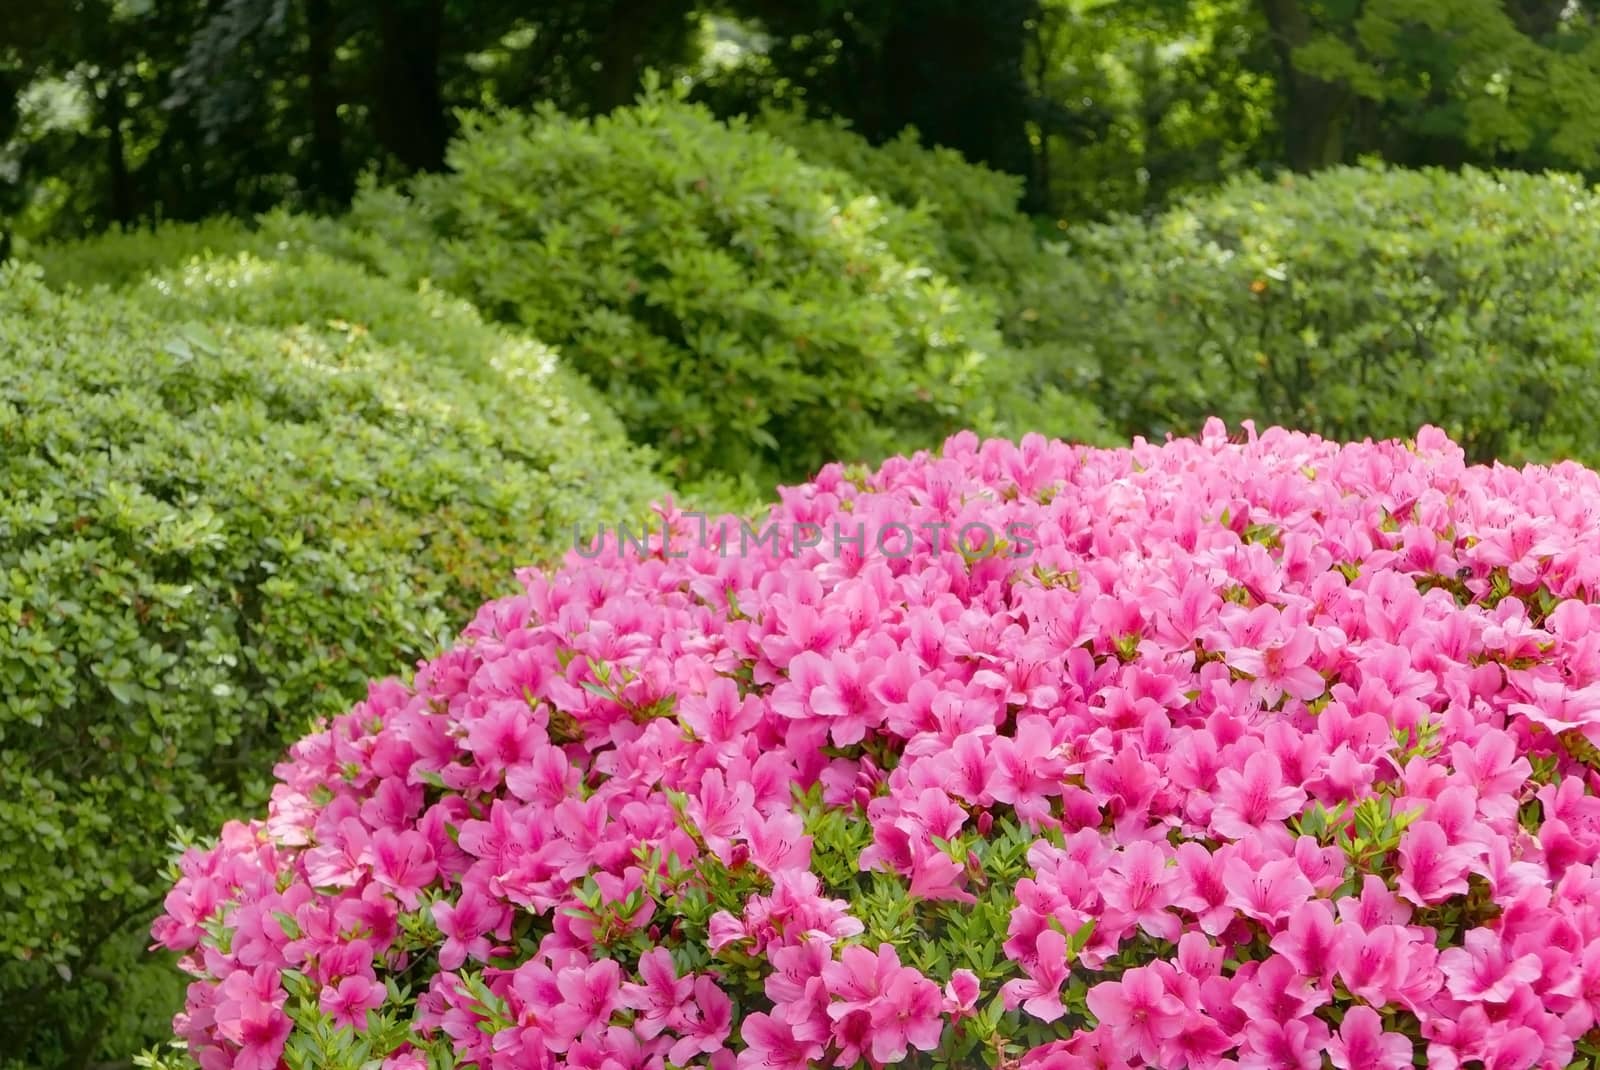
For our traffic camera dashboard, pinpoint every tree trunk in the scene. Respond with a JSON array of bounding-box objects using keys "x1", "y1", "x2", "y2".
[
  {"x1": 1505, "y1": 0, "x2": 1569, "y2": 38},
  {"x1": 373, "y1": 0, "x2": 447, "y2": 172},
  {"x1": 1027, "y1": 15, "x2": 1052, "y2": 212},
  {"x1": 1259, "y1": 0, "x2": 1351, "y2": 171},
  {"x1": 879, "y1": 0, "x2": 1040, "y2": 206},
  {"x1": 592, "y1": 0, "x2": 657, "y2": 112},
  {"x1": 102, "y1": 78, "x2": 135, "y2": 224},
  {"x1": 1, "y1": 68, "x2": 20, "y2": 258},
  {"x1": 303, "y1": 0, "x2": 350, "y2": 203}
]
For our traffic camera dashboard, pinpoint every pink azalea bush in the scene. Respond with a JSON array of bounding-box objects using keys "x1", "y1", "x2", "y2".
[{"x1": 153, "y1": 421, "x2": 1600, "y2": 1070}]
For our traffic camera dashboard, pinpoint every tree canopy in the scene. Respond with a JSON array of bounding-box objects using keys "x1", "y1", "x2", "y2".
[{"x1": 9, "y1": 0, "x2": 1600, "y2": 247}]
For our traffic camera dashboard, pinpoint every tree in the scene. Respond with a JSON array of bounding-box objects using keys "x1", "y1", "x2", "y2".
[
  {"x1": 1276, "y1": 0, "x2": 1600, "y2": 171},
  {"x1": 0, "y1": 0, "x2": 706, "y2": 241},
  {"x1": 713, "y1": 0, "x2": 1045, "y2": 206},
  {"x1": 1025, "y1": 0, "x2": 1278, "y2": 217}
]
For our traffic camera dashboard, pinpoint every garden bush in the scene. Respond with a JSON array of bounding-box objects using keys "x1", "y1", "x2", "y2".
[
  {"x1": 29, "y1": 218, "x2": 284, "y2": 293},
  {"x1": 153, "y1": 420, "x2": 1600, "y2": 1069},
  {"x1": 0, "y1": 260, "x2": 663, "y2": 1067},
  {"x1": 330, "y1": 91, "x2": 1104, "y2": 486},
  {"x1": 750, "y1": 108, "x2": 1053, "y2": 307},
  {"x1": 748, "y1": 108, "x2": 1109, "y2": 445},
  {"x1": 30, "y1": 108, "x2": 1117, "y2": 470},
  {"x1": 1051, "y1": 165, "x2": 1600, "y2": 462}
]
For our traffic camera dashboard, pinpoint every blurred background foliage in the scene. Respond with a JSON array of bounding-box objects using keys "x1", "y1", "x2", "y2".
[{"x1": 10, "y1": 0, "x2": 1600, "y2": 251}]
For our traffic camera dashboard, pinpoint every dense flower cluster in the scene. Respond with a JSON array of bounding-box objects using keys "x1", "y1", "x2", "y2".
[{"x1": 155, "y1": 422, "x2": 1600, "y2": 1070}]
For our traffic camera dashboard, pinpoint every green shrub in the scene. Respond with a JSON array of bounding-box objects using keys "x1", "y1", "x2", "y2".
[
  {"x1": 29, "y1": 218, "x2": 280, "y2": 293},
  {"x1": 1049, "y1": 165, "x2": 1600, "y2": 462},
  {"x1": 32, "y1": 109, "x2": 1117, "y2": 470},
  {"x1": 749, "y1": 108, "x2": 1111, "y2": 443},
  {"x1": 0, "y1": 259, "x2": 663, "y2": 1067},
  {"x1": 750, "y1": 108, "x2": 1048, "y2": 308},
  {"x1": 329, "y1": 94, "x2": 1039, "y2": 485}
]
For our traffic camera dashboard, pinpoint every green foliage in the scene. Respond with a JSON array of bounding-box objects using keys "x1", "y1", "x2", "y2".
[
  {"x1": 339, "y1": 93, "x2": 1022, "y2": 486},
  {"x1": 700, "y1": 1, "x2": 1039, "y2": 194},
  {"x1": 28, "y1": 218, "x2": 279, "y2": 292},
  {"x1": 0, "y1": 0, "x2": 712, "y2": 249},
  {"x1": 1292, "y1": 0, "x2": 1600, "y2": 170},
  {"x1": 790, "y1": 786, "x2": 1093, "y2": 1067},
  {"x1": 1028, "y1": 0, "x2": 1279, "y2": 219},
  {"x1": 1046, "y1": 164, "x2": 1600, "y2": 463},
  {"x1": 0, "y1": 258, "x2": 663, "y2": 1067},
  {"x1": 749, "y1": 107, "x2": 1114, "y2": 444},
  {"x1": 752, "y1": 108, "x2": 1043, "y2": 307}
]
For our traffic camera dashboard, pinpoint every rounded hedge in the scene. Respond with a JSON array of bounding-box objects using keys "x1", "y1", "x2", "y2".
[
  {"x1": 1047, "y1": 165, "x2": 1600, "y2": 463},
  {"x1": 29, "y1": 218, "x2": 282, "y2": 294},
  {"x1": 0, "y1": 258, "x2": 663, "y2": 1066},
  {"x1": 31, "y1": 108, "x2": 1116, "y2": 480},
  {"x1": 154, "y1": 420, "x2": 1600, "y2": 1069},
  {"x1": 748, "y1": 108, "x2": 1111, "y2": 446},
  {"x1": 331, "y1": 93, "x2": 1044, "y2": 487},
  {"x1": 749, "y1": 108, "x2": 1050, "y2": 309}
]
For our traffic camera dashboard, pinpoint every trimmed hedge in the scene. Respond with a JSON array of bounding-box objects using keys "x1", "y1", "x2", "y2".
[
  {"x1": 33, "y1": 107, "x2": 1118, "y2": 476},
  {"x1": 0, "y1": 258, "x2": 663, "y2": 1067},
  {"x1": 749, "y1": 108, "x2": 1111, "y2": 444},
  {"x1": 327, "y1": 95, "x2": 1109, "y2": 485},
  {"x1": 750, "y1": 109, "x2": 1046, "y2": 297},
  {"x1": 29, "y1": 218, "x2": 279, "y2": 294},
  {"x1": 1049, "y1": 165, "x2": 1600, "y2": 462}
]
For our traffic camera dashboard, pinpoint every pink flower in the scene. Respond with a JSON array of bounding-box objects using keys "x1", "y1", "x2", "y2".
[
  {"x1": 689, "y1": 768, "x2": 756, "y2": 862},
  {"x1": 620, "y1": 948, "x2": 691, "y2": 1040},
  {"x1": 743, "y1": 810, "x2": 812, "y2": 875},
  {"x1": 546, "y1": 958, "x2": 623, "y2": 1052},
  {"x1": 151, "y1": 424, "x2": 1600, "y2": 1070},
  {"x1": 1336, "y1": 874, "x2": 1412, "y2": 930},
  {"x1": 1508, "y1": 676, "x2": 1600, "y2": 739},
  {"x1": 504, "y1": 744, "x2": 580, "y2": 806},
  {"x1": 1327, "y1": 1006, "x2": 1413, "y2": 1070},
  {"x1": 1439, "y1": 928, "x2": 1544, "y2": 1003},
  {"x1": 320, "y1": 974, "x2": 387, "y2": 1031},
  {"x1": 1395, "y1": 820, "x2": 1476, "y2": 905},
  {"x1": 868, "y1": 966, "x2": 945, "y2": 1062},
  {"x1": 368, "y1": 827, "x2": 436, "y2": 910},
  {"x1": 824, "y1": 943, "x2": 899, "y2": 1011},
  {"x1": 773, "y1": 650, "x2": 885, "y2": 746},
  {"x1": 1102, "y1": 841, "x2": 1180, "y2": 941},
  {"x1": 670, "y1": 976, "x2": 735, "y2": 1064},
  {"x1": 1233, "y1": 954, "x2": 1328, "y2": 1025},
  {"x1": 1172, "y1": 843, "x2": 1236, "y2": 935},
  {"x1": 944, "y1": 969, "x2": 980, "y2": 1018},
  {"x1": 1339, "y1": 925, "x2": 1409, "y2": 1005},
  {"x1": 1163, "y1": 1014, "x2": 1235, "y2": 1069},
  {"x1": 1239, "y1": 1015, "x2": 1329, "y2": 1070},
  {"x1": 229, "y1": 1001, "x2": 292, "y2": 1070},
  {"x1": 1085, "y1": 964, "x2": 1185, "y2": 1064},
  {"x1": 303, "y1": 817, "x2": 371, "y2": 888},
  {"x1": 738, "y1": 1011, "x2": 823, "y2": 1070},
  {"x1": 1001, "y1": 928, "x2": 1072, "y2": 1022},
  {"x1": 680, "y1": 676, "x2": 765, "y2": 744},
  {"x1": 463, "y1": 702, "x2": 543, "y2": 778},
  {"x1": 1221, "y1": 604, "x2": 1326, "y2": 703},
  {"x1": 1224, "y1": 856, "x2": 1314, "y2": 929},
  {"x1": 1270, "y1": 900, "x2": 1340, "y2": 983},
  {"x1": 214, "y1": 966, "x2": 290, "y2": 1070},
  {"x1": 1211, "y1": 751, "x2": 1307, "y2": 839},
  {"x1": 431, "y1": 885, "x2": 505, "y2": 970},
  {"x1": 988, "y1": 715, "x2": 1068, "y2": 823}
]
